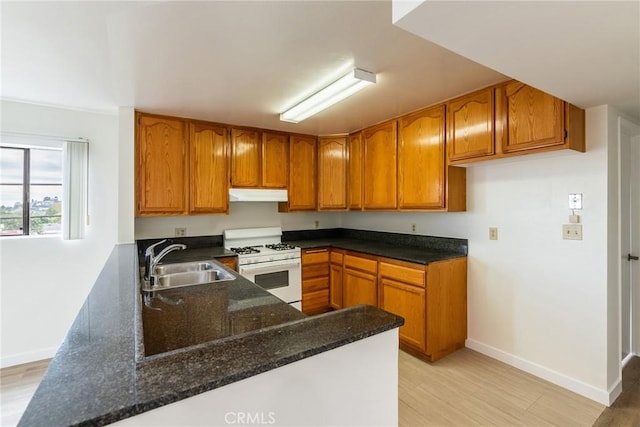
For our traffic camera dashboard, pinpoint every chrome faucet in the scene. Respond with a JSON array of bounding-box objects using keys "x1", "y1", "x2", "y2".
[{"x1": 144, "y1": 240, "x2": 187, "y2": 285}]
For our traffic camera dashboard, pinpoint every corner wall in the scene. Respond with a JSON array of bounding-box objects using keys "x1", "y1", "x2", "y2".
[
  {"x1": 343, "y1": 105, "x2": 614, "y2": 403},
  {"x1": 0, "y1": 100, "x2": 120, "y2": 367}
]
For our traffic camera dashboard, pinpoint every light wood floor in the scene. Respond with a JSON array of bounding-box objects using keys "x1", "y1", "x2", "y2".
[
  {"x1": 399, "y1": 348, "x2": 605, "y2": 426},
  {"x1": 0, "y1": 359, "x2": 50, "y2": 427},
  {"x1": 0, "y1": 350, "x2": 616, "y2": 427}
]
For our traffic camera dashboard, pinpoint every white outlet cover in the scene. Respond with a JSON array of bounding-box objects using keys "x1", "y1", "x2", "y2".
[{"x1": 562, "y1": 224, "x2": 583, "y2": 240}]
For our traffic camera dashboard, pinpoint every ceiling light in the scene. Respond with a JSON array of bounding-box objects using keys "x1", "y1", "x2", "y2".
[{"x1": 280, "y1": 68, "x2": 376, "y2": 123}]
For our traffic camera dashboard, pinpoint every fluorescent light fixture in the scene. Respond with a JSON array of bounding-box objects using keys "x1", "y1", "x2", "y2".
[{"x1": 280, "y1": 68, "x2": 376, "y2": 123}]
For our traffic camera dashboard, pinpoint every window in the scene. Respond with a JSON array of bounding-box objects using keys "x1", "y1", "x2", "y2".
[{"x1": 1, "y1": 146, "x2": 63, "y2": 236}]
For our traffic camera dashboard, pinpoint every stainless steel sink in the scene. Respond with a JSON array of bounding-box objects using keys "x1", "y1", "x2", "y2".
[
  {"x1": 141, "y1": 260, "x2": 235, "y2": 291},
  {"x1": 154, "y1": 261, "x2": 216, "y2": 275}
]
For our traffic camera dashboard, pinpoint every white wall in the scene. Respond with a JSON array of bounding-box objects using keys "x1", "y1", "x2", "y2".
[
  {"x1": 0, "y1": 100, "x2": 120, "y2": 367},
  {"x1": 118, "y1": 107, "x2": 135, "y2": 243},
  {"x1": 135, "y1": 203, "x2": 342, "y2": 239},
  {"x1": 343, "y1": 106, "x2": 615, "y2": 403}
]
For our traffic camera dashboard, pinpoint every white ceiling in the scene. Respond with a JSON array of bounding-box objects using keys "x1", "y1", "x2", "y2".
[
  {"x1": 394, "y1": 0, "x2": 640, "y2": 121},
  {"x1": 1, "y1": 1, "x2": 638, "y2": 136}
]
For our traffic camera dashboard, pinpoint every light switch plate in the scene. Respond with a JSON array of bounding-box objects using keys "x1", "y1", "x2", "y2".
[{"x1": 562, "y1": 224, "x2": 582, "y2": 240}]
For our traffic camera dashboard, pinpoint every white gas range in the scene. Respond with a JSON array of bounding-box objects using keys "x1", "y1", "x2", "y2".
[{"x1": 224, "y1": 227, "x2": 302, "y2": 311}]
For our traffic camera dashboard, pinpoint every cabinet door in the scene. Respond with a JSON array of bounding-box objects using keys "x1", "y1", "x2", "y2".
[
  {"x1": 380, "y1": 278, "x2": 426, "y2": 351},
  {"x1": 262, "y1": 132, "x2": 288, "y2": 188},
  {"x1": 348, "y1": 132, "x2": 363, "y2": 210},
  {"x1": 398, "y1": 105, "x2": 446, "y2": 209},
  {"x1": 330, "y1": 264, "x2": 343, "y2": 309},
  {"x1": 318, "y1": 136, "x2": 348, "y2": 210},
  {"x1": 189, "y1": 122, "x2": 229, "y2": 214},
  {"x1": 343, "y1": 268, "x2": 377, "y2": 307},
  {"x1": 136, "y1": 114, "x2": 187, "y2": 216},
  {"x1": 217, "y1": 256, "x2": 237, "y2": 271},
  {"x1": 447, "y1": 88, "x2": 495, "y2": 162},
  {"x1": 231, "y1": 128, "x2": 260, "y2": 187},
  {"x1": 501, "y1": 82, "x2": 565, "y2": 153},
  {"x1": 363, "y1": 121, "x2": 397, "y2": 209},
  {"x1": 287, "y1": 135, "x2": 317, "y2": 211}
]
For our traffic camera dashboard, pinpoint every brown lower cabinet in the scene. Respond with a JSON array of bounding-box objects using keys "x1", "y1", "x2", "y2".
[
  {"x1": 379, "y1": 257, "x2": 467, "y2": 361},
  {"x1": 302, "y1": 247, "x2": 468, "y2": 361},
  {"x1": 329, "y1": 249, "x2": 344, "y2": 309},
  {"x1": 343, "y1": 253, "x2": 378, "y2": 307},
  {"x1": 217, "y1": 256, "x2": 238, "y2": 272},
  {"x1": 301, "y1": 248, "x2": 330, "y2": 315}
]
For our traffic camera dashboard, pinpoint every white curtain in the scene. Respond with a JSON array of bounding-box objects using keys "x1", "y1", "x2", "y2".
[{"x1": 62, "y1": 141, "x2": 88, "y2": 240}]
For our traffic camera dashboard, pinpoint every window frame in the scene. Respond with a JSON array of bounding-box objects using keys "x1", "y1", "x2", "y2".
[{"x1": 0, "y1": 145, "x2": 63, "y2": 237}]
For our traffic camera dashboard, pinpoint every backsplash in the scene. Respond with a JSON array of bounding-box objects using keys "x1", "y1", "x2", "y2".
[{"x1": 134, "y1": 202, "x2": 342, "y2": 239}]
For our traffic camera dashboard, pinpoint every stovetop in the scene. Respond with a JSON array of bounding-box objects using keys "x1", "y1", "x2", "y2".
[{"x1": 224, "y1": 227, "x2": 300, "y2": 265}]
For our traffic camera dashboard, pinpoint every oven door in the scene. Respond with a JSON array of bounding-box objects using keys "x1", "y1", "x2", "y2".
[{"x1": 238, "y1": 258, "x2": 302, "y2": 309}]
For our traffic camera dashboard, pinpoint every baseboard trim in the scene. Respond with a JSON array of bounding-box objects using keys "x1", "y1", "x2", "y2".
[
  {"x1": 0, "y1": 347, "x2": 57, "y2": 369},
  {"x1": 466, "y1": 339, "x2": 616, "y2": 406},
  {"x1": 622, "y1": 351, "x2": 637, "y2": 368}
]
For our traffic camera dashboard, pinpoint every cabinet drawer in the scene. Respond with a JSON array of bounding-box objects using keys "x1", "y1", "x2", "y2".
[
  {"x1": 302, "y1": 263, "x2": 330, "y2": 280},
  {"x1": 344, "y1": 254, "x2": 377, "y2": 274},
  {"x1": 379, "y1": 262, "x2": 425, "y2": 287},
  {"x1": 302, "y1": 276, "x2": 329, "y2": 293},
  {"x1": 302, "y1": 249, "x2": 329, "y2": 264},
  {"x1": 330, "y1": 251, "x2": 344, "y2": 264},
  {"x1": 302, "y1": 289, "x2": 330, "y2": 314}
]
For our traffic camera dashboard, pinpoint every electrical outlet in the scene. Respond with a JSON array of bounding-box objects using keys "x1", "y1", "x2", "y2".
[
  {"x1": 489, "y1": 227, "x2": 498, "y2": 240},
  {"x1": 175, "y1": 227, "x2": 186, "y2": 237},
  {"x1": 314, "y1": 220, "x2": 320, "y2": 229},
  {"x1": 562, "y1": 224, "x2": 582, "y2": 240},
  {"x1": 411, "y1": 224, "x2": 416, "y2": 233}
]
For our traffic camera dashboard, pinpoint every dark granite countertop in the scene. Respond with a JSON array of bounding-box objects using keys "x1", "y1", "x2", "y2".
[
  {"x1": 19, "y1": 244, "x2": 403, "y2": 426},
  {"x1": 282, "y1": 228, "x2": 468, "y2": 265},
  {"x1": 136, "y1": 235, "x2": 237, "y2": 266}
]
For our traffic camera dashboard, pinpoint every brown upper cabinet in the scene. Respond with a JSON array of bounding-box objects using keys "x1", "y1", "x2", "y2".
[
  {"x1": 447, "y1": 81, "x2": 585, "y2": 165},
  {"x1": 279, "y1": 134, "x2": 317, "y2": 212},
  {"x1": 318, "y1": 136, "x2": 348, "y2": 211},
  {"x1": 261, "y1": 132, "x2": 289, "y2": 188},
  {"x1": 231, "y1": 128, "x2": 289, "y2": 188},
  {"x1": 348, "y1": 132, "x2": 364, "y2": 210},
  {"x1": 136, "y1": 113, "x2": 189, "y2": 216},
  {"x1": 398, "y1": 105, "x2": 447, "y2": 210},
  {"x1": 446, "y1": 88, "x2": 495, "y2": 163},
  {"x1": 230, "y1": 128, "x2": 260, "y2": 187},
  {"x1": 496, "y1": 81, "x2": 585, "y2": 155},
  {"x1": 363, "y1": 121, "x2": 398, "y2": 210},
  {"x1": 189, "y1": 122, "x2": 230, "y2": 214},
  {"x1": 230, "y1": 128, "x2": 288, "y2": 188},
  {"x1": 136, "y1": 112, "x2": 232, "y2": 217}
]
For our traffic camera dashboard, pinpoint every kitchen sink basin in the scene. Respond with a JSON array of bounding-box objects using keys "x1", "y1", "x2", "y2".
[
  {"x1": 141, "y1": 260, "x2": 236, "y2": 292},
  {"x1": 154, "y1": 261, "x2": 216, "y2": 275}
]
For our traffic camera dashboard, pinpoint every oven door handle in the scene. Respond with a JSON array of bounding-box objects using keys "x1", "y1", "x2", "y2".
[{"x1": 239, "y1": 259, "x2": 301, "y2": 272}]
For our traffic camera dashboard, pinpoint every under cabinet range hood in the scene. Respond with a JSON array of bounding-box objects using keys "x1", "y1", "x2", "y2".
[{"x1": 228, "y1": 188, "x2": 288, "y2": 202}]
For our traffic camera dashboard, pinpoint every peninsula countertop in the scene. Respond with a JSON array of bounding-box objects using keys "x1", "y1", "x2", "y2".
[{"x1": 18, "y1": 244, "x2": 403, "y2": 426}]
